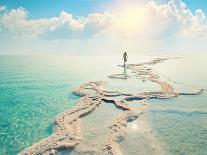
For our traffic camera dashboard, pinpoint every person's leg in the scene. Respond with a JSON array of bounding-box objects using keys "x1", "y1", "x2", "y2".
[{"x1": 124, "y1": 57, "x2": 127, "y2": 66}]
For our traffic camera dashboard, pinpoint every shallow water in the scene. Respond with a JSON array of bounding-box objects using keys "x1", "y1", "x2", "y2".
[
  {"x1": 106, "y1": 77, "x2": 160, "y2": 95},
  {"x1": 148, "y1": 101, "x2": 207, "y2": 155},
  {"x1": 68, "y1": 102, "x2": 123, "y2": 155},
  {"x1": 148, "y1": 56, "x2": 207, "y2": 155},
  {"x1": 120, "y1": 113, "x2": 165, "y2": 155},
  {"x1": 0, "y1": 55, "x2": 121, "y2": 155},
  {"x1": 0, "y1": 55, "x2": 206, "y2": 155}
]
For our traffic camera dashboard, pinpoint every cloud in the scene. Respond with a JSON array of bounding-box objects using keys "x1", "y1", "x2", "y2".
[
  {"x1": 0, "y1": 0, "x2": 207, "y2": 54},
  {"x1": 1, "y1": 0, "x2": 206, "y2": 39},
  {"x1": 0, "y1": 6, "x2": 6, "y2": 11},
  {"x1": 0, "y1": 7, "x2": 116, "y2": 38},
  {"x1": 127, "y1": 0, "x2": 207, "y2": 38}
]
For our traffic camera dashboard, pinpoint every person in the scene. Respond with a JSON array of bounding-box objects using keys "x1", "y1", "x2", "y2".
[{"x1": 123, "y1": 51, "x2": 128, "y2": 67}]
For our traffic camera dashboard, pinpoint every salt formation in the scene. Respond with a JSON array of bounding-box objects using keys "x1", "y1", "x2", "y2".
[{"x1": 19, "y1": 58, "x2": 205, "y2": 155}]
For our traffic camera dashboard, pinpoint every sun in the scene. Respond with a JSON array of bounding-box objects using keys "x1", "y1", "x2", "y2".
[{"x1": 110, "y1": 2, "x2": 147, "y2": 37}]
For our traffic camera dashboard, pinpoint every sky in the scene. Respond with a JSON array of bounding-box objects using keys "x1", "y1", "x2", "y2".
[{"x1": 0, "y1": 0, "x2": 207, "y2": 55}]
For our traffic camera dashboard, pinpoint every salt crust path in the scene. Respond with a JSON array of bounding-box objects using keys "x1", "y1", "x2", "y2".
[{"x1": 18, "y1": 58, "x2": 205, "y2": 155}]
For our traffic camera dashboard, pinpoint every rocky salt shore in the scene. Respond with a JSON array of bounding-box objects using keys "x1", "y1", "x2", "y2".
[{"x1": 18, "y1": 58, "x2": 205, "y2": 155}]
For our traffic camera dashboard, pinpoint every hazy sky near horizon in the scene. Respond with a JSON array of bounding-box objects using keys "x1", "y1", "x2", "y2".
[{"x1": 0, "y1": 0, "x2": 207, "y2": 54}]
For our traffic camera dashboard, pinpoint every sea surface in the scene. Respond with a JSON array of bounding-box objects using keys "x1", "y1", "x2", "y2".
[
  {"x1": 0, "y1": 55, "x2": 206, "y2": 155},
  {"x1": 148, "y1": 57, "x2": 207, "y2": 155}
]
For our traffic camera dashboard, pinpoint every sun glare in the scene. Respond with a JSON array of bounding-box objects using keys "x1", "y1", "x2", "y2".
[{"x1": 112, "y1": 3, "x2": 147, "y2": 37}]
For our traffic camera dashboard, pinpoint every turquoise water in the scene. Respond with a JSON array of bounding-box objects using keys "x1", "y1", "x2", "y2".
[
  {"x1": 0, "y1": 55, "x2": 206, "y2": 155},
  {"x1": 0, "y1": 55, "x2": 123, "y2": 155}
]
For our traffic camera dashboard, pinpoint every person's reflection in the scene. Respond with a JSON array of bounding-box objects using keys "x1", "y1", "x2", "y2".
[{"x1": 123, "y1": 66, "x2": 127, "y2": 80}]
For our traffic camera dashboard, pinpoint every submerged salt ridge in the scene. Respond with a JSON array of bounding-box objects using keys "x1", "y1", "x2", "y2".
[{"x1": 18, "y1": 58, "x2": 205, "y2": 155}]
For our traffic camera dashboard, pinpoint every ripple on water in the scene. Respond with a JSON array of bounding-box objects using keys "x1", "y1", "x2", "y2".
[
  {"x1": 119, "y1": 113, "x2": 165, "y2": 155},
  {"x1": 149, "y1": 97, "x2": 207, "y2": 155}
]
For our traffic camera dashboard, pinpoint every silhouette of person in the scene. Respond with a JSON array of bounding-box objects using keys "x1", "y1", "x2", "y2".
[{"x1": 123, "y1": 51, "x2": 128, "y2": 67}]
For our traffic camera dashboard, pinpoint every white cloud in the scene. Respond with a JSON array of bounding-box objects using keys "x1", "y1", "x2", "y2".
[
  {"x1": 138, "y1": 0, "x2": 207, "y2": 38},
  {"x1": 0, "y1": 8, "x2": 116, "y2": 37},
  {"x1": 0, "y1": 1, "x2": 206, "y2": 39},
  {"x1": 0, "y1": 6, "x2": 6, "y2": 11},
  {"x1": 0, "y1": 1, "x2": 207, "y2": 54}
]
